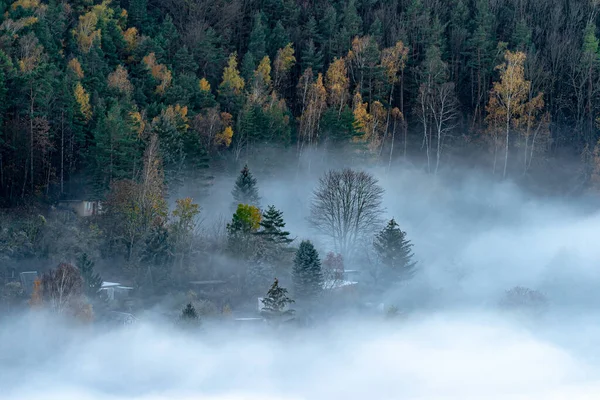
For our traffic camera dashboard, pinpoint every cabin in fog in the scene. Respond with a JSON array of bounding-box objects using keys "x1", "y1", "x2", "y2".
[
  {"x1": 56, "y1": 200, "x2": 102, "y2": 217},
  {"x1": 99, "y1": 281, "x2": 133, "y2": 301},
  {"x1": 19, "y1": 271, "x2": 38, "y2": 296}
]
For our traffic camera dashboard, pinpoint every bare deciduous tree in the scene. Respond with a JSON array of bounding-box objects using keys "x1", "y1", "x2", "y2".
[
  {"x1": 309, "y1": 169, "x2": 384, "y2": 256},
  {"x1": 41, "y1": 263, "x2": 84, "y2": 314}
]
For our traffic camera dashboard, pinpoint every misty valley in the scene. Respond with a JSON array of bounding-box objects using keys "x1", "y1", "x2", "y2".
[{"x1": 2, "y1": 0, "x2": 600, "y2": 398}]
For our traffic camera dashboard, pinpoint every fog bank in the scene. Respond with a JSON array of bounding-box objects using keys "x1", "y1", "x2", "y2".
[{"x1": 2, "y1": 311, "x2": 600, "y2": 400}]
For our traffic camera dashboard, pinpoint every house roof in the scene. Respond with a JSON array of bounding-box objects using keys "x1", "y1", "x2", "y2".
[
  {"x1": 323, "y1": 279, "x2": 359, "y2": 290},
  {"x1": 189, "y1": 280, "x2": 227, "y2": 285}
]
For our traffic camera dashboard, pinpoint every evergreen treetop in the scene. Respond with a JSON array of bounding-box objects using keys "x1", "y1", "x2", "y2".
[
  {"x1": 255, "y1": 205, "x2": 293, "y2": 245},
  {"x1": 181, "y1": 302, "x2": 199, "y2": 321},
  {"x1": 373, "y1": 218, "x2": 417, "y2": 281},
  {"x1": 76, "y1": 253, "x2": 102, "y2": 298},
  {"x1": 261, "y1": 278, "x2": 295, "y2": 316},
  {"x1": 292, "y1": 240, "x2": 323, "y2": 300},
  {"x1": 232, "y1": 164, "x2": 260, "y2": 208}
]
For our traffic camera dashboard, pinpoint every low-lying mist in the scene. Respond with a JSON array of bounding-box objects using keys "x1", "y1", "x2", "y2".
[
  {"x1": 2, "y1": 311, "x2": 600, "y2": 400},
  {"x1": 3, "y1": 152, "x2": 600, "y2": 399}
]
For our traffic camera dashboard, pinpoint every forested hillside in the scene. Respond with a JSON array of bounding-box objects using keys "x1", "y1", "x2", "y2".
[{"x1": 0, "y1": 0, "x2": 600, "y2": 206}]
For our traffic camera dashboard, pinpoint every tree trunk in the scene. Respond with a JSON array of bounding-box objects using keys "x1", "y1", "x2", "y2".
[
  {"x1": 503, "y1": 102, "x2": 511, "y2": 179},
  {"x1": 30, "y1": 86, "x2": 34, "y2": 194},
  {"x1": 388, "y1": 119, "x2": 396, "y2": 172},
  {"x1": 61, "y1": 111, "x2": 64, "y2": 195}
]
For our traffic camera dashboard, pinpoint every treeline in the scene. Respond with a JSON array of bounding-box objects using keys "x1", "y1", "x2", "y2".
[
  {"x1": 1, "y1": 0, "x2": 600, "y2": 206},
  {"x1": 1, "y1": 164, "x2": 418, "y2": 319}
]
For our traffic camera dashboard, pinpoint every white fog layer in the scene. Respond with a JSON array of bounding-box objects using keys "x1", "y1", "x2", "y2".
[
  {"x1": 2, "y1": 313, "x2": 600, "y2": 400},
  {"x1": 3, "y1": 163, "x2": 600, "y2": 400}
]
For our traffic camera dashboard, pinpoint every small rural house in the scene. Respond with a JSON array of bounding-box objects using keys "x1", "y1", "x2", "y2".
[
  {"x1": 56, "y1": 200, "x2": 102, "y2": 217},
  {"x1": 99, "y1": 281, "x2": 133, "y2": 301},
  {"x1": 19, "y1": 271, "x2": 38, "y2": 296}
]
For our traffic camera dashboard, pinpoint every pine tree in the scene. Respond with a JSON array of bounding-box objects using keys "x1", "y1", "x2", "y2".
[
  {"x1": 76, "y1": 253, "x2": 102, "y2": 298},
  {"x1": 173, "y1": 46, "x2": 198, "y2": 75},
  {"x1": 301, "y1": 39, "x2": 324, "y2": 73},
  {"x1": 231, "y1": 164, "x2": 260, "y2": 208},
  {"x1": 248, "y1": 12, "x2": 267, "y2": 62},
  {"x1": 181, "y1": 303, "x2": 199, "y2": 321},
  {"x1": 269, "y1": 21, "x2": 289, "y2": 57},
  {"x1": 292, "y1": 240, "x2": 323, "y2": 300},
  {"x1": 255, "y1": 205, "x2": 292, "y2": 244},
  {"x1": 261, "y1": 278, "x2": 295, "y2": 319},
  {"x1": 373, "y1": 219, "x2": 417, "y2": 281}
]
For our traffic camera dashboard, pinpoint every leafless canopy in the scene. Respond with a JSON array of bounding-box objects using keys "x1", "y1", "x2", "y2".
[
  {"x1": 309, "y1": 169, "x2": 384, "y2": 256},
  {"x1": 41, "y1": 263, "x2": 84, "y2": 314}
]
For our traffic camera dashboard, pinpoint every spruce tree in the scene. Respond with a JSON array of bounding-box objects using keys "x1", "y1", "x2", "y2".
[
  {"x1": 373, "y1": 219, "x2": 417, "y2": 281},
  {"x1": 261, "y1": 278, "x2": 295, "y2": 319},
  {"x1": 255, "y1": 205, "x2": 292, "y2": 245},
  {"x1": 292, "y1": 240, "x2": 323, "y2": 300},
  {"x1": 77, "y1": 253, "x2": 102, "y2": 298},
  {"x1": 231, "y1": 164, "x2": 260, "y2": 208},
  {"x1": 301, "y1": 39, "x2": 324, "y2": 72},
  {"x1": 269, "y1": 21, "x2": 289, "y2": 57},
  {"x1": 180, "y1": 303, "x2": 199, "y2": 322},
  {"x1": 248, "y1": 12, "x2": 267, "y2": 62}
]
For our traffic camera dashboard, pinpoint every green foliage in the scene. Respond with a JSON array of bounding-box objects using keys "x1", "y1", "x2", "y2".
[
  {"x1": 248, "y1": 12, "x2": 267, "y2": 63},
  {"x1": 301, "y1": 39, "x2": 323, "y2": 73},
  {"x1": 373, "y1": 219, "x2": 417, "y2": 281},
  {"x1": 180, "y1": 302, "x2": 199, "y2": 321},
  {"x1": 227, "y1": 203, "x2": 262, "y2": 234},
  {"x1": 256, "y1": 205, "x2": 292, "y2": 245},
  {"x1": 0, "y1": 0, "x2": 597, "y2": 234},
  {"x1": 261, "y1": 278, "x2": 295, "y2": 319},
  {"x1": 77, "y1": 252, "x2": 102, "y2": 297},
  {"x1": 231, "y1": 164, "x2": 260, "y2": 208},
  {"x1": 320, "y1": 106, "x2": 358, "y2": 143},
  {"x1": 292, "y1": 240, "x2": 323, "y2": 300}
]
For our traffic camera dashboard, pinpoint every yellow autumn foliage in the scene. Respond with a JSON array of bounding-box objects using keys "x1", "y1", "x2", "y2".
[
  {"x1": 214, "y1": 126, "x2": 233, "y2": 147},
  {"x1": 123, "y1": 27, "x2": 139, "y2": 52},
  {"x1": 255, "y1": 56, "x2": 272, "y2": 87},
  {"x1": 325, "y1": 57, "x2": 349, "y2": 111},
  {"x1": 143, "y1": 52, "x2": 172, "y2": 95},
  {"x1": 11, "y1": 0, "x2": 40, "y2": 11},
  {"x1": 129, "y1": 111, "x2": 145, "y2": 137},
  {"x1": 199, "y1": 77, "x2": 211, "y2": 92},
  {"x1": 381, "y1": 41, "x2": 408, "y2": 84},
  {"x1": 29, "y1": 278, "x2": 42, "y2": 307},
  {"x1": 274, "y1": 43, "x2": 295, "y2": 74},
  {"x1": 108, "y1": 65, "x2": 133, "y2": 95},
  {"x1": 74, "y1": 82, "x2": 92, "y2": 121},
  {"x1": 153, "y1": 104, "x2": 189, "y2": 132},
  {"x1": 68, "y1": 58, "x2": 84, "y2": 79},
  {"x1": 219, "y1": 53, "x2": 245, "y2": 95},
  {"x1": 73, "y1": 11, "x2": 100, "y2": 53}
]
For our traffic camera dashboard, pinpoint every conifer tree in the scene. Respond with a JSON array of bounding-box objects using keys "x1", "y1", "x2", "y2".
[
  {"x1": 261, "y1": 278, "x2": 295, "y2": 319},
  {"x1": 255, "y1": 205, "x2": 292, "y2": 245},
  {"x1": 248, "y1": 12, "x2": 267, "y2": 63},
  {"x1": 231, "y1": 164, "x2": 260, "y2": 207},
  {"x1": 301, "y1": 39, "x2": 324, "y2": 73},
  {"x1": 180, "y1": 303, "x2": 199, "y2": 322},
  {"x1": 77, "y1": 253, "x2": 102, "y2": 298},
  {"x1": 292, "y1": 240, "x2": 323, "y2": 300},
  {"x1": 227, "y1": 203, "x2": 262, "y2": 258},
  {"x1": 373, "y1": 219, "x2": 417, "y2": 281}
]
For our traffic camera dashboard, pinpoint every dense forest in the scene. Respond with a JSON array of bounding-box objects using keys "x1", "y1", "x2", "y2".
[
  {"x1": 1, "y1": 0, "x2": 600, "y2": 320},
  {"x1": 0, "y1": 0, "x2": 599, "y2": 206}
]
